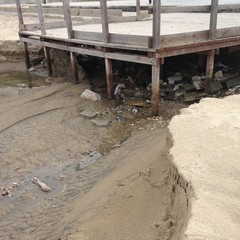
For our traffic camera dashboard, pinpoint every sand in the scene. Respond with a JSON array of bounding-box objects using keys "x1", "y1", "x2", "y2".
[
  {"x1": 169, "y1": 95, "x2": 240, "y2": 240},
  {"x1": 0, "y1": 79, "x2": 188, "y2": 240}
]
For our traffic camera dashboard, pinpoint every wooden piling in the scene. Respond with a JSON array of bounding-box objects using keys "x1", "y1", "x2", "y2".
[
  {"x1": 151, "y1": 59, "x2": 161, "y2": 116},
  {"x1": 205, "y1": 49, "x2": 215, "y2": 92},
  {"x1": 43, "y1": 46, "x2": 53, "y2": 76},
  {"x1": 105, "y1": 58, "x2": 113, "y2": 99}
]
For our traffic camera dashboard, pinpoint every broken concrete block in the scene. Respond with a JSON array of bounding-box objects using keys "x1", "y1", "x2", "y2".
[{"x1": 80, "y1": 89, "x2": 101, "y2": 101}]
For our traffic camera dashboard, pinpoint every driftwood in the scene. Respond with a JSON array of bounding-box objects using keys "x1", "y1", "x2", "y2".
[{"x1": 32, "y1": 177, "x2": 51, "y2": 192}]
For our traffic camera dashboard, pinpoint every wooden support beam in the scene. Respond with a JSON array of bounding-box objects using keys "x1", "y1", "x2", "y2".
[
  {"x1": 70, "y1": 52, "x2": 79, "y2": 83},
  {"x1": 205, "y1": 49, "x2": 215, "y2": 92},
  {"x1": 43, "y1": 46, "x2": 53, "y2": 76},
  {"x1": 63, "y1": 0, "x2": 79, "y2": 83},
  {"x1": 209, "y1": 0, "x2": 219, "y2": 39},
  {"x1": 152, "y1": 0, "x2": 161, "y2": 49},
  {"x1": 36, "y1": 0, "x2": 46, "y2": 35},
  {"x1": 100, "y1": 0, "x2": 110, "y2": 43},
  {"x1": 105, "y1": 58, "x2": 113, "y2": 99},
  {"x1": 136, "y1": 0, "x2": 141, "y2": 20},
  {"x1": 151, "y1": 59, "x2": 161, "y2": 116}
]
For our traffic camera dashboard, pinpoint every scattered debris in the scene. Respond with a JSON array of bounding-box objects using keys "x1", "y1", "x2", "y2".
[
  {"x1": 214, "y1": 70, "x2": 223, "y2": 81},
  {"x1": 80, "y1": 89, "x2": 101, "y2": 101},
  {"x1": 226, "y1": 85, "x2": 240, "y2": 95},
  {"x1": 192, "y1": 76, "x2": 202, "y2": 90},
  {"x1": 116, "y1": 116, "x2": 126, "y2": 122},
  {"x1": 114, "y1": 83, "x2": 126, "y2": 100},
  {"x1": 32, "y1": 177, "x2": 51, "y2": 192},
  {"x1": 1, "y1": 182, "x2": 19, "y2": 197}
]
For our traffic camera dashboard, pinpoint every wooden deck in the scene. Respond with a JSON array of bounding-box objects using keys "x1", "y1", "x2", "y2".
[{"x1": 16, "y1": 0, "x2": 240, "y2": 115}]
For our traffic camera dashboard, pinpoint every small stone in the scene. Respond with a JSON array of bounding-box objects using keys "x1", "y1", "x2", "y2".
[
  {"x1": 80, "y1": 110, "x2": 97, "y2": 119},
  {"x1": 92, "y1": 119, "x2": 110, "y2": 127}
]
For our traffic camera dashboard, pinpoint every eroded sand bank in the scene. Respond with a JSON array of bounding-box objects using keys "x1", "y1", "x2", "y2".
[{"x1": 169, "y1": 95, "x2": 240, "y2": 240}]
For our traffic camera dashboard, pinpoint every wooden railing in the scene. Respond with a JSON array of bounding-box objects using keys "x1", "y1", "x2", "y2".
[{"x1": 16, "y1": 0, "x2": 240, "y2": 49}]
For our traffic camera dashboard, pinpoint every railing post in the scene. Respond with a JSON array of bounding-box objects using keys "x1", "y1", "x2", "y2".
[
  {"x1": 16, "y1": 0, "x2": 31, "y2": 70},
  {"x1": 136, "y1": 0, "x2": 141, "y2": 20},
  {"x1": 100, "y1": 0, "x2": 110, "y2": 43},
  {"x1": 63, "y1": 0, "x2": 74, "y2": 39},
  {"x1": 209, "y1": 0, "x2": 219, "y2": 40},
  {"x1": 152, "y1": 0, "x2": 161, "y2": 49},
  {"x1": 63, "y1": 0, "x2": 79, "y2": 83},
  {"x1": 36, "y1": 0, "x2": 46, "y2": 35}
]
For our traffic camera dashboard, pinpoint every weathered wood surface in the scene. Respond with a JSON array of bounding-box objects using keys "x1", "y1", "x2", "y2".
[
  {"x1": 36, "y1": 0, "x2": 46, "y2": 35},
  {"x1": 209, "y1": 0, "x2": 219, "y2": 39},
  {"x1": 152, "y1": 0, "x2": 161, "y2": 48},
  {"x1": 100, "y1": 0, "x2": 109, "y2": 43},
  {"x1": 151, "y1": 59, "x2": 161, "y2": 116}
]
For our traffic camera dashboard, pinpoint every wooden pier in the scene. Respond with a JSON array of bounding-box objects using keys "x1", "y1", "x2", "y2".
[{"x1": 16, "y1": 0, "x2": 240, "y2": 115}]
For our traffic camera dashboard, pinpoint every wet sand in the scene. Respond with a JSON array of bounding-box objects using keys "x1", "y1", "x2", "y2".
[{"x1": 0, "y1": 80, "x2": 188, "y2": 240}]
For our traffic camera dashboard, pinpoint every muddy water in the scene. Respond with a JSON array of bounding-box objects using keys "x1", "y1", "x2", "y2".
[{"x1": 0, "y1": 71, "x2": 48, "y2": 89}]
